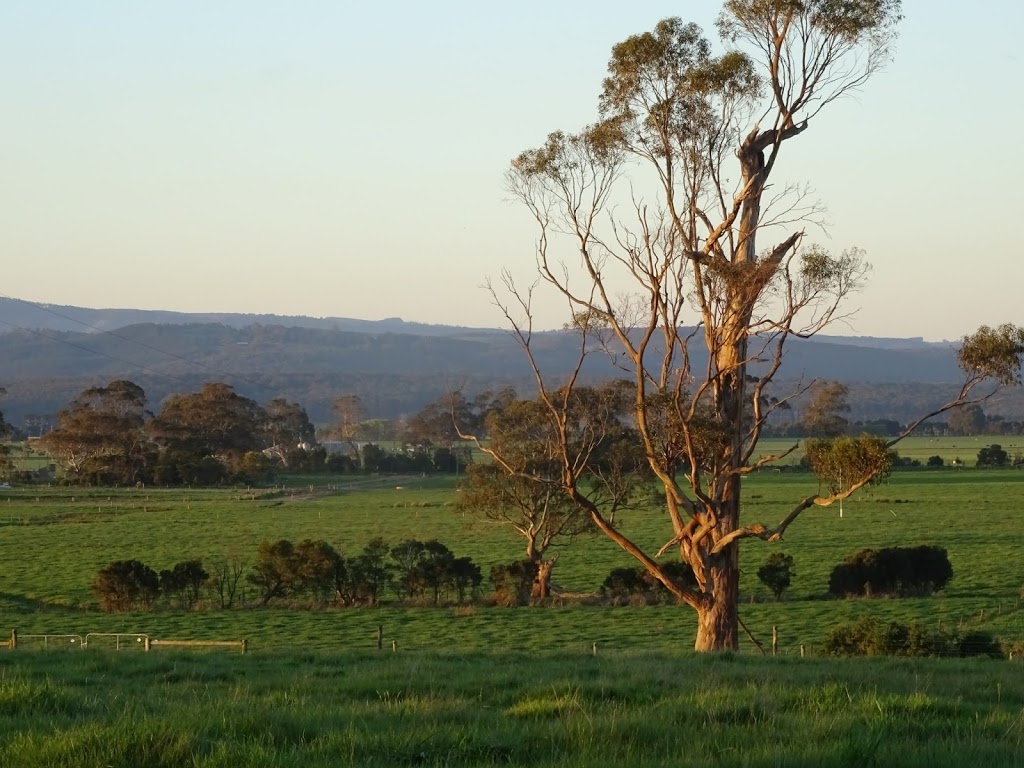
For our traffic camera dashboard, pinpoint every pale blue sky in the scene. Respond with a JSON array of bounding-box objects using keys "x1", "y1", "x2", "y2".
[{"x1": 2, "y1": 1, "x2": 1021, "y2": 340}]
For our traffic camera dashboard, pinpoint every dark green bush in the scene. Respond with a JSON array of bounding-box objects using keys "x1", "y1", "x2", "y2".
[
  {"x1": 823, "y1": 617, "x2": 1003, "y2": 658},
  {"x1": 601, "y1": 567, "x2": 649, "y2": 599},
  {"x1": 828, "y1": 545, "x2": 953, "y2": 597},
  {"x1": 92, "y1": 560, "x2": 161, "y2": 612},
  {"x1": 490, "y1": 560, "x2": 538, "y2": 606},
  {"x1": 977, "y1": 444, "x2": 1009, "y2": 467},
  {"x1": 601, "y1": 563, "x2": 696, "y2": 603},
  {"x1": 757, "y1": 552, "x2": 795, "y2": 600},
  {"x1": 159, "y1": 559, "x2": 209, "y2": 610},
  {"x1": 957, "y1": 631, "x2": 1002, "y2": 659}
]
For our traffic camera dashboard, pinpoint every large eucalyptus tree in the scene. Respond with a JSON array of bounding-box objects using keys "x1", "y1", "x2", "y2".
[{"x1": 501, "y1": 2, "x2": 1024, "y2": 650}]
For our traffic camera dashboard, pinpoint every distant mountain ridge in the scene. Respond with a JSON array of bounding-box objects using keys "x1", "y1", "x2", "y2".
[
  {"x1": 0, "y1": 297, "x2": 491, "y2": 338},
  {"x1": 1, "y1": 297, "x2": 1019, "y2": 429},
  {"x1": 0, "y1": 297, "x2": 944, "y2": 348}
]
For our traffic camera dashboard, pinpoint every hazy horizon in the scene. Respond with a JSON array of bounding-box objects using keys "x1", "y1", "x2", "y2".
[
  {"x1": 0, "y1": 293, "x2": 956, "y2": 344},
  {"x1": 3, "y1": 1, "x2": 1021, "y2": 342}
]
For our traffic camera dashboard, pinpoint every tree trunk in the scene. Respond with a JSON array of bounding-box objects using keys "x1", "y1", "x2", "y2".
[
  {"x1": 694, "y1": 549, "x2": 740, "y2": 651},
  {"x1": 532, "y1": 559, "x2": 554, "y2": 600},
  {"x1": 693, "y1": 312, "x2": 745, "y2": 652}
]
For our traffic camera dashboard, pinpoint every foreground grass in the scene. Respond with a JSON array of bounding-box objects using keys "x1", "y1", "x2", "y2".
[{"x1": 1, "y1": 649, "x2": 1022, "y2": 767}]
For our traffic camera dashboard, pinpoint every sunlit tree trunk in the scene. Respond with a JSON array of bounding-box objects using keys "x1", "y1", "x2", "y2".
[{"x1": 694, "y1": 553, "x2": 739, "y2": 652}]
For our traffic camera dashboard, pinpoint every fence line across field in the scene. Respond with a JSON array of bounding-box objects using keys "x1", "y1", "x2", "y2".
[
  {"x1": 17, "y1": 633, "x2": 85, "y2": 650},
  {"x1": 2, "y1": 627, "x2": 1020, "y2": 658},
  {"x1": 1, "y1": 629, "x2": 246, "y2": 654},
  {"x1": 84, "y1": 632, "x2": 149, "y2": 650}
]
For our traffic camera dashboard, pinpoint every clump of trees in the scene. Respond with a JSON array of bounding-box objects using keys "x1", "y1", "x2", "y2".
[
  {"x1": 386, "y1": 539, "x2": 482, "y2": 605},
  {"x1": 34, "y1": 381, "x2": 314, "y2": 486},
  {"x1": 828, "y1": 545, "x2": 953, "y2": 598},
  {"x1": 90, "y1": 537, "x2": 484, "y2": 612},
  {"x1": 159, "y1": 560, "x2": 209, "y2": 610},
  {"x1": 248, "y1": 539, "x2": 345, "y2": 606},
  {"x1": 32, "y1": 380, "x2": 507, "y2": 487},
  {"x1": 976, "y1": 444, "x2": 1010, "y2": 467},
  {"x1": 823, "y1": 616, "x2": 1002, "y2": 658},
  {"x1": 247, "y1": 536, "x2": 484, "y2": 607}
]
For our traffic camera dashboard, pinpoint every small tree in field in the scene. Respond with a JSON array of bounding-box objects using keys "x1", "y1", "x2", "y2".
[
  {"x1": 344, "y1": 538, "x2": 391, "y2": 606},
  {"x1": 757, "y1": 553, "x2": 794, "y2": 601},
  {"x1": 247, "y1": 539, "x2": 299, "y2": 606},
  {"x1": 499, "y1": 2, "x2": 1024, "y2": 651},
  {"x1": 294, "y1": 539, "x2": 346, "y2": 606},
  {"x1": 801, "y1": 382, "x2": 850, "y2": 437},
  {"x1": 458, "y1": 384, "x2": 646, "y2": 598},
  {"x1": 159, "y1": 559, "x2": 209, "y2": 610},
  {"x1": 976, "y1": 444, "x2": 1008, "y2": 467},
  {"x1": 209, "y1": 552, "x2": 246, "y2": 610},
  {"x1": 93, "y1": 560, "x2": 160, "y2": 612}
]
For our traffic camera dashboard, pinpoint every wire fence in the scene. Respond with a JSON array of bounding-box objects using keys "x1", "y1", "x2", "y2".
[{"x1": 3, "y1": 630, "x2": 246, "y2": 654}]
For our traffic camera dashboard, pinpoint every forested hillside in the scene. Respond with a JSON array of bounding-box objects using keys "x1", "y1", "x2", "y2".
[{"x1": 2, "y1": 301, "x2": 1022, "y2": 430}]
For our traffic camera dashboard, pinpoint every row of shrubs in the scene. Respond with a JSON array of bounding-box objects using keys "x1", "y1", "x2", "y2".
[
  {"x1": 93, "y1": 542, "x2": 955, "y2": 612},
  {"x1": 823, "y1": 616, "x2": 1004, "y2": 658},
  {"x1": 599, "y1": 544, "x2": 952, "y2": 605},
  {"x1": 95, "y1": 538, "x2": 690, "y2": 611},
  {"x1": 92, "y1": 538, "x2": 486, "y2": 612}
]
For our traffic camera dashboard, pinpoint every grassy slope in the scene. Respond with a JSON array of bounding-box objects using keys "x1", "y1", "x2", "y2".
[
  {"x1": 1, "y1": 650, "x2": 1022, "y2": 767},
  {"x1": 1, "y1": 457, "x2": 1023, "y2": 766}
]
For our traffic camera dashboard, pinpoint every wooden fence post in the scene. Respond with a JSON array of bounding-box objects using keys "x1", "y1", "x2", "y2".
[
  {"x1": 592, "y1": 642, "x2": 598, "y2": 656},
  {"x1": 800, "y1": 644, "x2": 805, "y2": 658},
  {"x1": 772, "y1": 626, "x2": 778, "y2": 657},
  {"x1": 241, "y1": 639, "x2": 248, "y2": 655},
  {"x1": 10, "y1": 629, "x2": 17, "y2": 650},
  {"x1": 392, "y1": 639, "x2": 397, "y2": 652},
  {"x1": 144, "y1": 636, "x2": 151, "y2": 652}
]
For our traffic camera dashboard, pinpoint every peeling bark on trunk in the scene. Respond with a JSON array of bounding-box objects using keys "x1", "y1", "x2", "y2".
[
  {"x1": 697, "y1": 294, "x2": 747, "y2": 652},
  {"x1": 694, "y1": 544, "x2": 740, "y2": 651}
]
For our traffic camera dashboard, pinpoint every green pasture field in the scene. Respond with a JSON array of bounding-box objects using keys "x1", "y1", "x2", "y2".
[
  {"x1": 0, "y1": 464, "x2": 1022, "y2": 654},
  {"x1": 1, "y1": 464, "x2": 1023, "y2": 766},
  {"x1": 1, "y1": 649, "x2": 1022, "y2": 767},
  {"x1": 2, "y1": 443, "x2": 51, "y2": 472},
  {"x1": 750, "y1": 434, "x2": 1024, "y2": 466}
]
